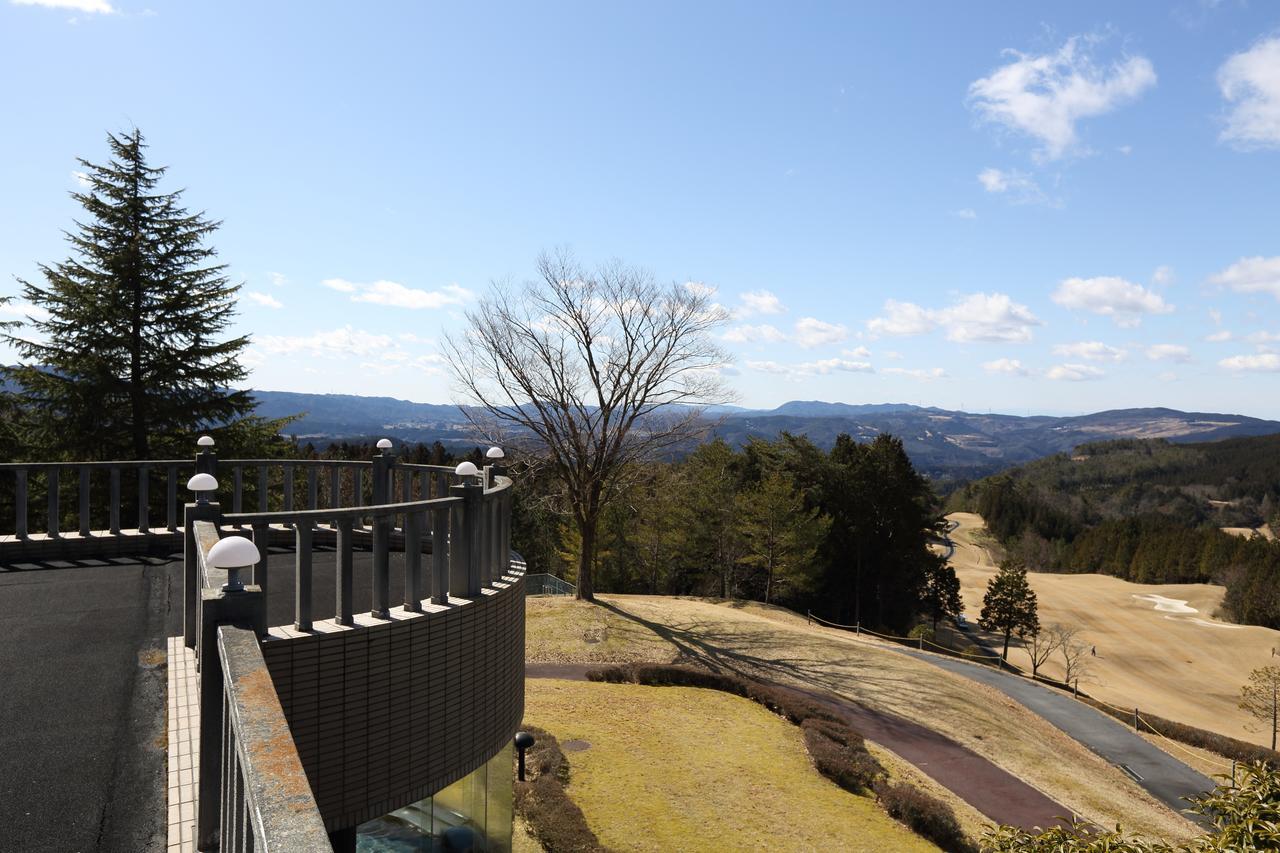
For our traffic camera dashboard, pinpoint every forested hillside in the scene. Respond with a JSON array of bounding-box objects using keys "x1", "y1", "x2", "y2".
[{"x1": 948, "y1": 434, "x2": 1280, "y2": 627}]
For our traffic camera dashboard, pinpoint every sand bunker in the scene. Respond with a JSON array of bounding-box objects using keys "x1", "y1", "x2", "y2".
[
  {"x1": 1173, "y1": 616, "x2": 1244, "y2": 630},
  {"x1": 1132, "y1": 594, "x2": 1197, "y2": 614}
]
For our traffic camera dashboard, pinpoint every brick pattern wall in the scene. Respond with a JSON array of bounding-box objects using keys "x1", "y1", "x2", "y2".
[{"x1": 260, "y1": 574, "x2": 525, "y2": 831}]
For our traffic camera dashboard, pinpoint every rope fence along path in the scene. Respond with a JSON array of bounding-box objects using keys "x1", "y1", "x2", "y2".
[{"x1": 808, "y1": 610, "x2": 1239, "y2": 773}]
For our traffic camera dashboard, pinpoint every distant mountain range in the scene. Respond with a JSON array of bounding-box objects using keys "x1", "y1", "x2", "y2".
[{"x1": 253, "y1": 390, "x2": 1280, "y2": 481}]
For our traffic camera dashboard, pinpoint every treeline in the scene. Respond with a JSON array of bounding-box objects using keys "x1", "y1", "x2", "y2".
[
  {"x1": 515, "y1": 432, "x2": 952, "y2": 633},
  {"x1": 952, "y1": 436, "x2": 1280, "y2": 628}
]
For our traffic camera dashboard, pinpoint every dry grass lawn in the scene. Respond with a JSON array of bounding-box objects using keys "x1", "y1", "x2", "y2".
[
  {"x1": 523, "y1": 679, "x2": 938, "y2": 853},
  {"x1": 526, "y1": 594, "x2": 1199, "y2": 843},
  {"x1": 945, "y1": 512, "x2": 1280, "y2": 746}
]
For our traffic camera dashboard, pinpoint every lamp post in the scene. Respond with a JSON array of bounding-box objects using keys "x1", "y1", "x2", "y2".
[
  {"x1": 196, "y1": 435, "x2": 216, "y2": 476},
  {"x1": 208, "y1": 535, "x2": 260, "y2": 593},
  {"x1": 514, "y1": 731, "x2": 535, "y2": 781}
]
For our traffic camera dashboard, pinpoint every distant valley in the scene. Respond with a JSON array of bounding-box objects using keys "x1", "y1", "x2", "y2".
[{"x1": 251, "y1": 390, "x2": 1280, "y2": 481}]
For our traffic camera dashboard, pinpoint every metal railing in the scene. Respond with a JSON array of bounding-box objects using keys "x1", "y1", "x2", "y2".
[{"x1": 187, "y1": 439, "x2": 518, "y2": 852}]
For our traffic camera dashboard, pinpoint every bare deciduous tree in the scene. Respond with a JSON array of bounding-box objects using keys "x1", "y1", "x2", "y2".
[
  {"x1": 1050, "y1": 624, "x2": 1092, "y2": 685},
  {"x1": 444, "y1": 250, "x2": 732, "y2": 600},
  {"x1": 1024, "y1": 622, "x2": 1065, "y2": 678}
]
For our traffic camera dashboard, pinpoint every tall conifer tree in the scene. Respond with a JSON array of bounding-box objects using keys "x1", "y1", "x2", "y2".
[{"x1": 5, "y1": 129, "x2": 254, "y2": 459}]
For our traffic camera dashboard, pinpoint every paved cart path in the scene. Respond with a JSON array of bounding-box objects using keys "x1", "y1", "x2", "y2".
[
  {"x1": 897, "y1": 649, "x2": 1216, "y2": 817},
  {"x1": 526, "y1": 662, "x2": 1070, "y2": 831}
]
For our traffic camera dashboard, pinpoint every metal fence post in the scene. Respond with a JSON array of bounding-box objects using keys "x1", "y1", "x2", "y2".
[
  {"x1": 79, "y1": 467, "x2": 91, "y2": 537},
  {"x1": 450, "y1": 480, "x2": 483, "y2": 597},
  {"x1": 15, "y1": 467, "x2": 28, "y2": 540},
  {"x1": 183, "y1": 500, "x2": 221, "y2": 649},
  {"x1": 432, "y1": 505, "x2": 450, "y2": 605},
  {"x1": 46, "y1": 466, "x2": 59, "y2": 539},
  {"x1": 371, "y1": 443, "x2": 395, "y2": 618}
]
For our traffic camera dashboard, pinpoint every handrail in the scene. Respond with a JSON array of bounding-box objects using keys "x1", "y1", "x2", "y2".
[
  {"x1": 217, "y1": 624, "x2": 332, "y2": 852},
  {"x1": 222, "y1": 493, "x2": 463, "y2": 526}
]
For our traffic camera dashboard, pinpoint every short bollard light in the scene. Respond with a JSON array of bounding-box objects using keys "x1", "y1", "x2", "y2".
[
  {"x1": 376, "y1": 438, "x2": 394, "y2": 452},
  {"x1": 514, "y1": 730, "x2": 535, "y2": 781},
  {"x1": 186, "y1": 472, "x2": 218, "y2": 505},
  {"x1": 197, "y1": 435, "x2": 215, "y2": 448},
  {"x1": 485, "y1": 446, "x2": 504, "y2": 460},
  {"x1": 454, "y1": 460, "x2": 479, "y2": 478},
  {"x1": 208, "y1": 535, "x2": 260, "y2": 593}
]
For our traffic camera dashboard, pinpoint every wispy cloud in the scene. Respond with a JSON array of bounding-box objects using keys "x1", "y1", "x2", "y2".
[
  {"x1": 321, "y1": 278, "x2": 474, "y2": 309},
  {"x1": 983, "y1": 358, "x2": 1030, "y2": 376},
  {"x1": 1051, "y1": 276, "x2": 1173, "y2": 326},
  {"x1": 722, "y1": 324, "x2": 787, "y2": 345},
  {"x1": 977, "y1": 167, "x2": 1046, "y2": 204},
  {"x1": 882, "y1": 366, "x2": 947, "y2": 381},
  {"x1": 256, "y1": 326, "x2": 394, "y2": 358},
  {"x1": 737, "y1": 290, "x2": 785, "y2": 316},
  {"x1": 969, "y1": 35, "x2": 1156, "y2": 160},
  {"x1": 1217, "y1": 36, "x2": 1280, "y2": 149},
  {"x1": 11, "y1": 0, "x2": 114, "y2": 12},
  {"x1": 1146, "y1": 343, "x2": 1191, "y2": 362},
  {"x1": 745, "y1": 358, "x2": 873, "y2": 379},
  {"x1": 1047, "y1": 363, "x2": 1105, "y2": 381},
  {"x1": 954, "y1": 208, "x2": 977, "y2": 220},
  {"x1": 1052, "y1": 340, "x2": 1128, "y2": 362},
  {"x1": 245, "y1": 291, "x2": 283, "y2": 309}
]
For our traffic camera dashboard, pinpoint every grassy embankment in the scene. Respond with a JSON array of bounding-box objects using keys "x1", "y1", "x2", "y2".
[{"x1": 526, "y1": 594, "x2": 1199, "y2": 844}]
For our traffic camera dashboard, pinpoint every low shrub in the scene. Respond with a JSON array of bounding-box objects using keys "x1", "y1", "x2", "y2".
[
  {"x1": 875, "y1": 781, "x2": 976, "y2": 853},
  {"x1": 513, "y1": 725, "x2": 606, "y2": 853},
  {"x1": 802, "y1": 719, "x2": 881, "y2": 794}
]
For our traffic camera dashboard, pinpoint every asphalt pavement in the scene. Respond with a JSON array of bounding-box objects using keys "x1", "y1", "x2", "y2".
[{"x1": 898, "y1": 648, "x2": 1217, "y2": 819}]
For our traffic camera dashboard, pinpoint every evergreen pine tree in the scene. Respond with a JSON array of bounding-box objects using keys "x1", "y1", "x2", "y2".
[
  {"x1": 921, "y1": 560, "x2": 963, "y2": 632},
  {"x1": 734, "y1": 470, "x2": 829, "y2": 604},
  {"x1": 979, "y1": 558, "x2": 1040, "y2": 661},
  {"x1": 4, "y1": 129, "x2": 255, "y2": 460}
]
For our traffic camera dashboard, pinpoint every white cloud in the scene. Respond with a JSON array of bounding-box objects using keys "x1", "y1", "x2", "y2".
[
  {"x1": 882, "y1": 367, "x2": 947, "y2": 381},
  {"x1": 968, "y1": 36, "x2": 1157, "y2": 160},
  {"x1": 1208, "y1": 256, "x2": 1280, "y2": 300},
  {"x1": 1117, "y1": 144, "x2": 1133, "y2": 155},
  {"x1": 1146, "y1": 343, "x2": 1191, "y2": 362},
  {"x1": 0, "y1": 300, "x2": 51, "y2": 321},
  {"x1": 1219, "y1": 353, "x2": 1280, "y2": 372},
  {"x1": 1157, "y1": 371, "x2": 1178, "y2": 382},
  {"x1": 983, "y1": 358, "x2": 1030, "y2": 376},
  {"x1": 353, "y1": 281, "x2": 473, "y2": 310},
  {"x1": 257, "y1": 326, "x2": 394, "y2": 358},
  {"x1": 321, "y1": 278, "x2": 358, "y2": 293},
  {"x1": 867, "y1": 293, "x2": 1040, "y2": 343},
  {"x1": 1052, "y1": 340, "x2": 1127, "y2": 362},
  {"x1": 1051, "y1": 276, "x2": 1173, "y2": 326},
  {"x1": 269, "y1": 272, "x2": 288, "y2": 288},
  {"x1": 722, "y1": 324, "x2": 787, "y2": 345},
  {"x1": 12, "y1": 0, "x2": 114, "y2": 12},
  {"x1": 941, "y1": 292, "x2": 1041, "y2": 343},
  {"x1": 684, "y1": 281, "x2": 718, "y2": 298},
  {"x1": 1206, "y1": 329, "x2": 1234, "y2": 342},
  {"x1": 955, "y1": 208, "x2": 977, "y2": 219},
  {"x1": 843, "y1": 346, "x2": 871, "y2": 359},
  {"x1": 793, "y1": 317, "x2": 847, "y2": 349},
  {"x1": 1047, "y1": 363, "x2": 1105, "y2": 381},
  {"x1": 976, "y1": 167, "x2": 1045, "y2": 204},
  {"x1": 1217, "y1": 36, "x2": 1280, "y2": 149},
  {"x1": 867, "y1": 300, "x2": 936, "y2": 338},
  {"x1": 245, "y1": 291, "x2": 283, "y2": 309},
  {"x1": 738, "y1": 290, "x2": 785, "y2": 316},
  {"x1": 71, "y1": 170, "x2": 90, "y2": 187},
  {"x1": 744, "y1": 358, "x2": 873, "y2": 379},
  {"x1": 1151, "y1": 265, "x2": 1174, "y2": 286}
]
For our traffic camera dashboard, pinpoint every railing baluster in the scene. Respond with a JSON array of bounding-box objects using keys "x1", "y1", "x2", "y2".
[
  {"x1": 47, "y1": 466, "x2": 59, "y2": 539},
  {"x1": 307, "y1": 467, "x2": 318, "y2": 511},
  {"x1": 372, "y1": 509, "x2": 390, "y2": 618},
  {"x1": 404, "y1": 510, "x2": 422, "y2": 611},
  {"x1": 108, "y1": 466, "x2": 120, "y2": 535},
  {"x1": 336, "y1": 518, "x2": 353, "y2": 626},
  {"x1": 294, "y1": 523, "x2": 313, "y2": 631},
  {"x1": 431, "y1": 505, "x2": 449, "y2": 604},
  {"x1": 402, "y1": 468, "x2": 412, "y2": 504},
  {"x1": 79, "y1": 466, "x2": 91, "y2": 537},
  {"x1": 252, "y1": 522, "x2": 270, "y2": 607},
  {"x1": 283, "y1": 465, "x2": 294, "y2": 513},
  {"x1": 257, "y1": 466, "x2": 268, "y2": 513},
  {"x1": 233, "y1": 466, "x2": 243, "y2": 514},
  {"x1": 137, "y1": 465, "x2": 150, "y2": 533},
  {"x1": 15, "y1": 468, "x2": 28, "y2": 540},
  {"x1": 354, "y1": 468, "x2": 363, "y2": 506},
  {"x1": 329, "y1": 463, "x2": 340, "y2": 510},
  {"x1": 167, "y1": 464, "x2": 178, "y2": 532}
]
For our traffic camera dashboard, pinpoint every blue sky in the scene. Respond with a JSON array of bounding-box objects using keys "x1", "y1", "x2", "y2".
[{"x1": 2, "y1": 1, "x2": 1280, "y2": 416}]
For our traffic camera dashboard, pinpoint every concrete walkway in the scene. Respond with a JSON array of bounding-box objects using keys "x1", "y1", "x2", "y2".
[
  {"x1": 0, "y1": 555, "x2": 179, "y2": 853},
  {"x1": 898, "y1": 649, "x2": 1216, "y2": 817}
]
